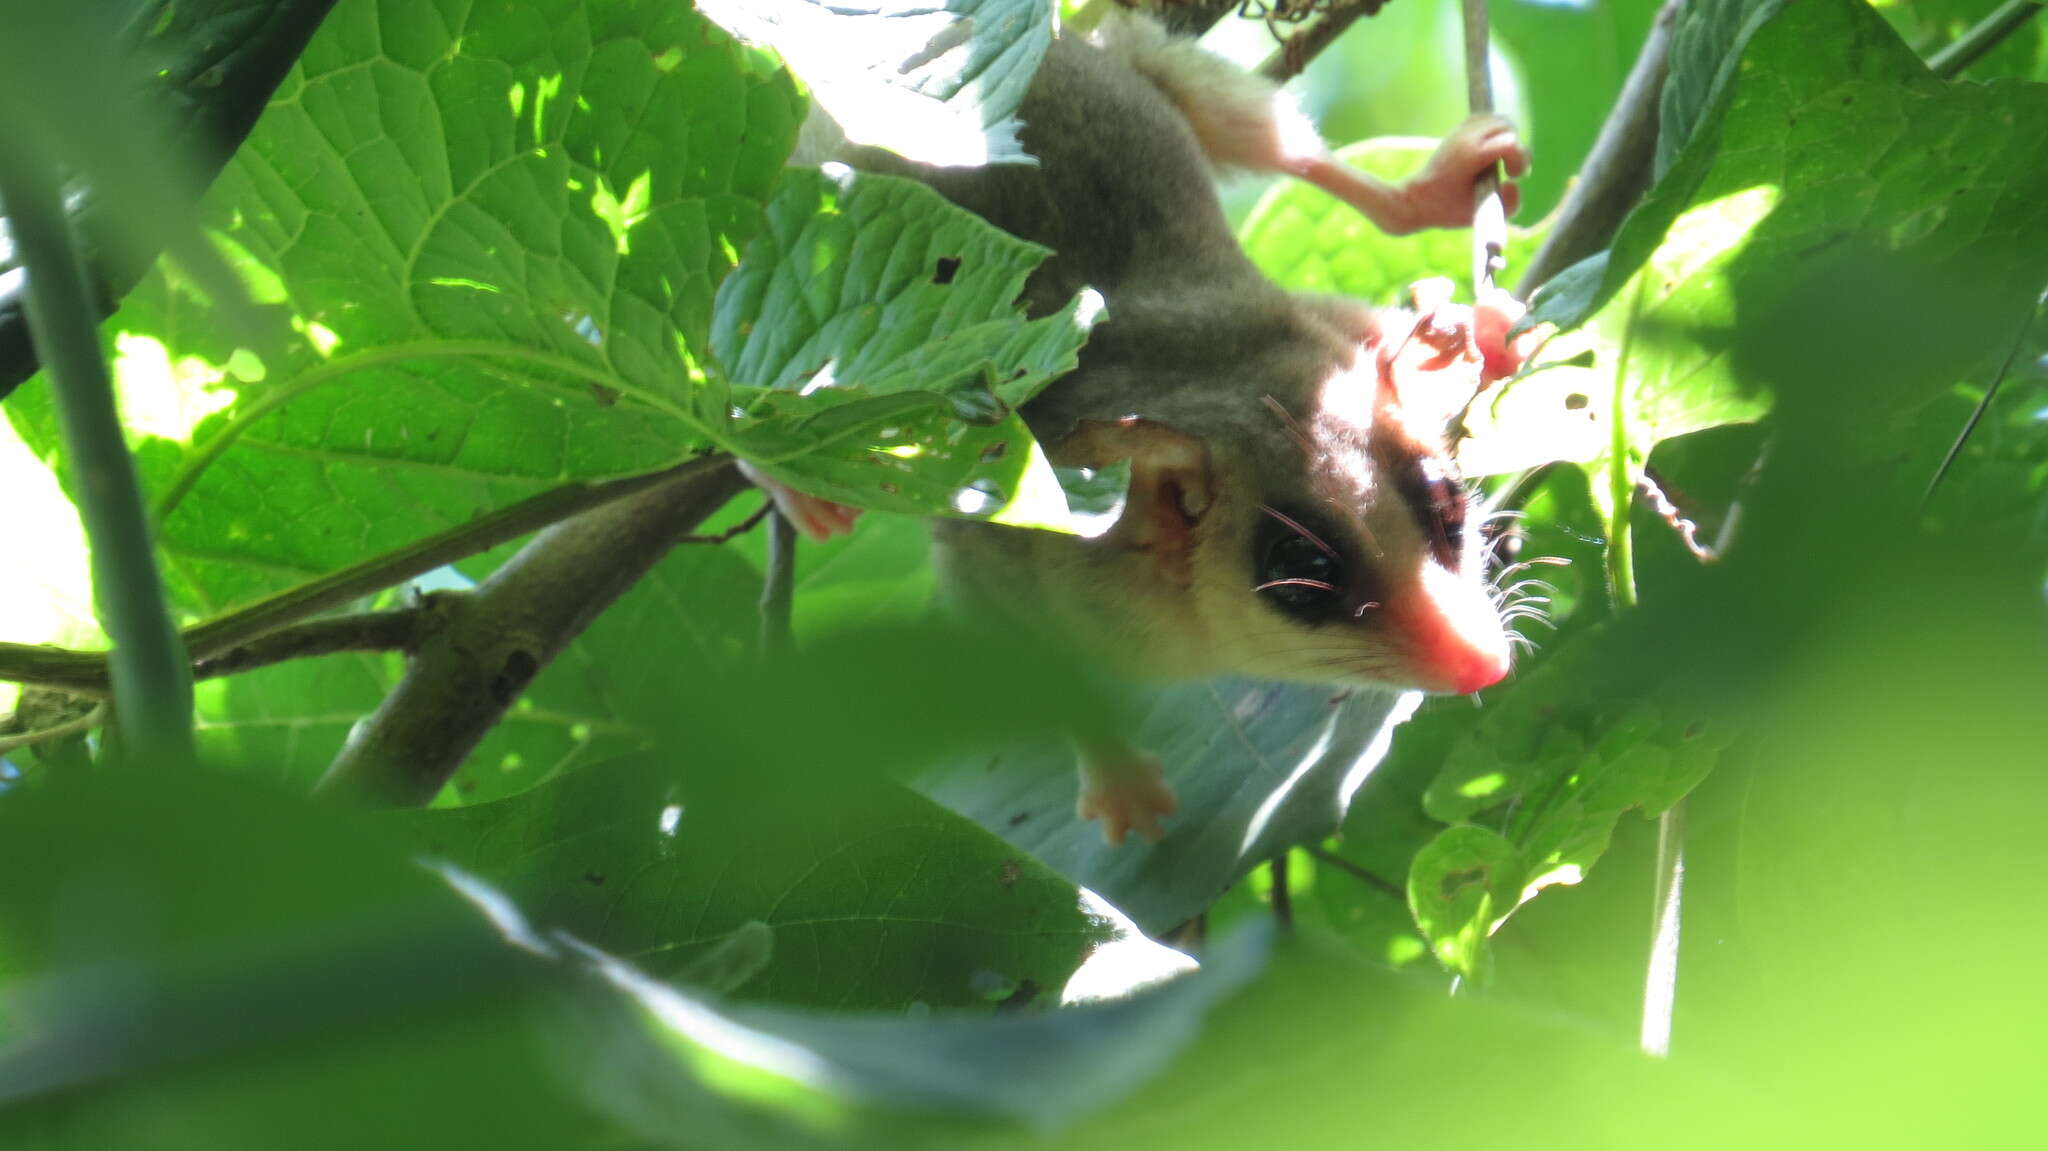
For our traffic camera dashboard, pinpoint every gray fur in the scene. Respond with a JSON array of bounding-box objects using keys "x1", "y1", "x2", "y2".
[{"x1": 846, "y1": 25, "x2": 1491, "y2": 689}]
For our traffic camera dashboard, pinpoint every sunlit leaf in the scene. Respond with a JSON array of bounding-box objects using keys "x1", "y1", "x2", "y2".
[
  {"x1": 697, "y1": 0, "x2": 1052, "y2": 168},
  {"x1": 711, "y1": 165, "x2": 1098, "y2": 528}
]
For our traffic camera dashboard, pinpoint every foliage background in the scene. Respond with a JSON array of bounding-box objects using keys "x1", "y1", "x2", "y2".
[{"x1": 1, "y1": 0, "x2": 2045, "y2": 1147}]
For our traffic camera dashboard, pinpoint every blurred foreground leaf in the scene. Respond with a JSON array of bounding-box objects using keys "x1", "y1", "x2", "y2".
[
  {"x1": 413, "y1": 755, "x2": 1111, "y2": 1011},
  {"x1": 921, "y1": 684, "x2": 1413, "y2": 935}
]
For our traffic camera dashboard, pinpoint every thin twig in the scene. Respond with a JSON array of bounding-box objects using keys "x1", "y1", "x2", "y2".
[
  {"x1": 1518, "y1": 0, "x2": 1682, "y2": 298},
  {"x1": 760, "y1": 512, "x2": 798, "y2": 658},
  {"x1": 0, "y1": 455, "x2": 733, "y2": 695},
  {"x1": 1923, "y1": 291, "x2": 2044, "y2": 509},
  {"x1": 0, "y1": 703, "x2": 106, "y2": 756},
  {"x1": 1459, "y1": 0, "x2": 1507, "y2": 297},
  {"x1": 1928, "y1": 0, "x2": 2044, "y2": 78},
  {"x1": 190, "y1": 609, "x2": 426, "y2": 682},
  {"x1": 1, "y1": 609, "x2": 427, "y2": 698},
  {"x1": 315, "y1": 462, "x2": 747, "y2": 807},
  {"x1": 1268, "y1": 852, "x2": 1295, "y2": 929},
  {"x1": 1305, "y1": 843, "x2": 1405, "y2": 898},
  {"x1": 677, "y1": 499, "x2": 773, "y2": 545},
  {"x1": 0, "y1": 150, "x2": 194, "y2": 766},
  {"x1": 1257, "y1": 1, "x2": 1389, "y2": 81}
]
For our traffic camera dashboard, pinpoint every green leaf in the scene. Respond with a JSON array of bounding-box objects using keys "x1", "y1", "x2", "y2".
[
  {"x1": 697, "y1": 0, "x2": 1052, "y2": 167},
  {"x1": 1482, "y1": 0, "x2": 2048, "y2": 483},
  {"x1": 1403, "y1": 623, "x2": 1728, "y2": 980},
  {"x1": 712, "y1": 165, "x2": 1097, "y2": 528},
  {"x1": 1530, "y1": 0, "x2": 2048, "y2": 334},
  {"x1": 414, "y1": 754, "x2": 1112, "y2": 1012},
  {"x1": 444, "y1": 541, "x2": 763, "y2": 805},
  {"x1": 920, "y1": 683, "x2": 1416, "y2": 936},
  {"x1": 1239, "y1": 138, "x2": 1552, "y2": 302},
  {"x1": 567, "y1": 921, "x2": 1267, "y2": 1132},
  {"x1": 0, "y1": 770, "x2": 609, "y2": 1151},
  {"x1": 1405, "y1": 824, "x2": 1521, "y2": 982},
  {"x1": 8, "y1": 0, "x2": 804, "y2": 614}
]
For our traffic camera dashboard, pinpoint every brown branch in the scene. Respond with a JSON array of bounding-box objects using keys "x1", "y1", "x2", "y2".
[
  {"x1": 1257, "y1": 0, "x2": 1388, "y2": 81},
  {"x1": 1306, "y1": 844, "x2": 1405, "y2": 899},
  {"x1": 314, "y1": 461, "x2": 748, "y2": 807},
  {"x1": 1, "y1": 609, "x2": 428, "y2": 698},
  {"x1": 0, "y1": 454, "x2": 731, "y2": 696},
  {"x1": 1516, "y1": 0, "x2": 1682, "y2": 298},
  {"x1": 190, "y1": 609, "x2": 428, "y2": 681}
]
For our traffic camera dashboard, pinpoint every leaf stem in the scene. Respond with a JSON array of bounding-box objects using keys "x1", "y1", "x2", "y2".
[
  {"x1": 760, "y1": 511, "x2": 797, "y2": 657},
  {"x1": 0, "y1": 703, "x2": 106, "y2": 757},
  {"x1": 1604, "y1": 279, "x2": 1646, "y2": 611},
  {"x1": 0, "y1": 153, "x2": 194, "y2": 766},
  {"x1": 1928, "y1": 0, "x2": 2045, "y2": 78}
]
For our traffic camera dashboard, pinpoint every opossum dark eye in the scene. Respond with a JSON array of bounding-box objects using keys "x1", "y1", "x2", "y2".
[{"x1": 1255, "y1": 506, "x2": 1345, "y2": 619}]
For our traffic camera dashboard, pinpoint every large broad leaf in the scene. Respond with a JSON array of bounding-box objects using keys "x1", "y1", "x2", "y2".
[
  {"x1": 6, "y1": 0, "x2": 805, "y2": 615},
  {"x1": 710, "y1": 165, "x2": 1097, "y2": 528},
  {"x1": 1239, "y1": 137, "x2": 1554, "y2": 302},
  {"x1": 697, "y1": 0, "x2": 1052, "y2": 168},
  {"x1": 0, "y1": 770, "x2": 612, "y2": 1151},
  {"x1": 412, "y1": 756, "x2": 1112, "y2": 1011},
  {"x1": 1529, "y1": 0, "x2": 2048, "y2": 332},
  {"x1": 919, "y1": 683, "x2": 1414, "y2": 936},
  {"x1": 1475, "y1": 0, "x2": 2048, "y2": 481}
]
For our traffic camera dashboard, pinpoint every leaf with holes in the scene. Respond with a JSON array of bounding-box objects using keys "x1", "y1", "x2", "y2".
[
  {"x1": 5, "y1": 0, "x2": 804, "y2": 614},
  {"x1": 1403, "y1": 624, "x2": 1728, "y2": 981},
  {"x1": 711, "y1": 165, "x2": 1096, "y2": 527}
]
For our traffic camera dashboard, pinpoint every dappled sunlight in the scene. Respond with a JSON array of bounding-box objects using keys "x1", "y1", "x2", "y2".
[
  {"x1": 110, "y1": 331, "x2": 243, "y2": 444},
  {"x1": 1649, "y1": 184, "x2": 1782, "y2": 294},
  {"x1": 432, "y1": 860, "x2": 845, "y2": 1123},
  {"x1": 0, "y1": 418, "x2": 96, "y2": 650},
  {"x1": 1061, "y1": 887, "x2": 1200, "y2": 1005},
  {"x1": 591, "y1": 171, "x2": 654, "y2": 256},
  {"x1": 292, "y1": 315, "x2": 341, "y2": 357},
  {"x1": 1337, "y1": 690, "x2": 1422, "y2": 808},
  {"x1": 1239, "y1": 711, "x2": 1338, "y2": 859}
]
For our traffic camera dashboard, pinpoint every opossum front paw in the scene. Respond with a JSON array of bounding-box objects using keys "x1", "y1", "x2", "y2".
[
  {"x1": 737, "y1": 460, "x2": 862, "y2": 541},
  {"x1": 1398, "y1": 113, "x2": 1529, "y2": 232},
  {"x1": 1077, "y1": 750, "x2": 1178, "y2": 846}
]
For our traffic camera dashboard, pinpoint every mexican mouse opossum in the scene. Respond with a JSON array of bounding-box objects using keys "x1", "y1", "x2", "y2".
[{"x1": 758, "y1": 14, "x2": 1531, "y2": 842}]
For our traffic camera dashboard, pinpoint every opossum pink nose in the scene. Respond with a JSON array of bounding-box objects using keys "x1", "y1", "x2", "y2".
[{"x1": 1396, "y1": 566, "x2": 1512, "y2": 694}]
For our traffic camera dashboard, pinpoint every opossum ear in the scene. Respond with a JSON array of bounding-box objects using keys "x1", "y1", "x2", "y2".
[{"x1": 1054, "y1": 418, "x2": 1212, "y2": 559}]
